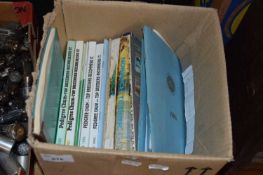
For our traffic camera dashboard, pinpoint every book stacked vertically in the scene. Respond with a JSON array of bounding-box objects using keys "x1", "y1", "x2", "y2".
[{"x1": 38, "y1": 26, "x2": 188, "y2": 154}]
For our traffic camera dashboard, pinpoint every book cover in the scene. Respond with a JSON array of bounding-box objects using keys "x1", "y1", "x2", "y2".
[
  {"x1": 115, "y1": 35, "x2": 134, "y2": 151},
  {"x1": 65, "y1": 41, "x2": 84, "y2": 146},
  {"x1": 137, "y1": 39, "x2": 146, "y2": 151},
  {"x1": 33, "y1": 27, "x2": 64, "y2": 143},
  {"x1": 55, "y1": 40, "x2": 76, "y2": 145},
  {"x1": 103, "y1": 38, "x2": 120, "y2": 149},
  {"x1": 89, "y1": 43, "x2": 104, "y2": 148},
  {"x1": 143, "y1": 26, "x2": 186, "y2": 153},
  {"x1": 97, "y1": 39, "x2": 109, "y2": 148},
  {"x1": 130, "y1": 34, "x2": 142, "y2": 150},
  {"x1": 75, "y1": 43, "x2": 88, "y2": 146},
  {"x1": 79, "y1": 41, "x2": 96, "y2": 147},
  {"x1": 33, "y1": 27, "x2": 55, "y2": 137}
]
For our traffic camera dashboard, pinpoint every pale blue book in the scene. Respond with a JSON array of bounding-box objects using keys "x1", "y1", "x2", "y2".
[
  {"x1": 143, "y1": 26, "x2": 186, "y2": 153},
  {"x1": 97, "y1": 39, "x2": 109, "y2": 148}
]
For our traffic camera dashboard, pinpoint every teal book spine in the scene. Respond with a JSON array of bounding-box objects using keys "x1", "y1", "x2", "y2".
[
  {"x1": 65, "y1": 41, "x2": 84, "y2": 146},
  {"x1": 55, "y1": 41, "x2": 76, "y2": 145},
  {"x1": 75, "y1": 43, "x2": 87, "y2": 146},
  {"x1": 41, "y1": 28, "x2": 64, "y2": 143}
]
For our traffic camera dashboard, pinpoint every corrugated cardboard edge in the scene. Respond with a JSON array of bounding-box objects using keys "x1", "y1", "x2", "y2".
[
  {"x1": 209, "y1": 9, "x2": 233, "y2": 161},
  {"x1": 34, "y1": 141, "x2": 231, "y2": 161},
  {"x1": 176, "y1": 8, "x2": 233, "y2": 160}
]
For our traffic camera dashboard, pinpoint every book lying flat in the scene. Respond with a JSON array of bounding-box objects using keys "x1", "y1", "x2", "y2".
[{"x1": 143, "y1": 26, "x2": 186, "y2": 153}]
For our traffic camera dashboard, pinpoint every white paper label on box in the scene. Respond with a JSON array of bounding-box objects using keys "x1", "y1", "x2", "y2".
[
  {"x1": 182, "y1": 65, "x2": 195, "y2": 154},
  {"x1": 148, "y1": 164, "x2": 169, "y2": 171},
  {"x1": 121, "y1": 160, "x2": 142, "y2": 167},
  {"x1": 40, "y1": 154, "x2": 74, "y2": 163}
]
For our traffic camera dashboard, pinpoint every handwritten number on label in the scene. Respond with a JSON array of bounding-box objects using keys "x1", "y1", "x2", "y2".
[
  {"x1": 184, "y1": 167, "x2": 212, "y2": 175},
  {"x1": 185, "y1": 167, "x2": 197, "y2": 175},
  {"x1": 200, "y1": 167, "x2": 212, "y2": 175}
]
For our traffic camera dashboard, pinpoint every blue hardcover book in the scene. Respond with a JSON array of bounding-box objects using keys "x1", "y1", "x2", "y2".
[
  {"x1": 143, "y1": 26, "x2": 186, "y2": 153},
  {"x1": 97, "y1": 39, "x2": 109, "y2": 148}
]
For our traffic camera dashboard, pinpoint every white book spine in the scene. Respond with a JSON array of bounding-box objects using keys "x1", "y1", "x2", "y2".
[
  {"x1": 55, "y1": 41, "x2": 75, "y2": 145},
  {"x1": 79, "y1": 42, "x2": 97, "y2": 147},
  {"x1": 65, "y1": 41, "x2": 84, "y2": 146},
  {"x1": 103, "y1": 38, "x2": 120, "y2": 149},
  {"x1": 89, "y1": 43, "x2": 104, "y2": 148}
]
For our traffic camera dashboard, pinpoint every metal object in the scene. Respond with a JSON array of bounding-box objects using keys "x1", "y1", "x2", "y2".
[
  {"x1": 0, "y1": 134, "x2": 15, "y2": 153},
  {"x1": 0, "y1": 152, "x2": 19, "y2": 175},
  {"x1": 15, "y1": 155, "x2": 30, "y2": 173},
  {"x1": 0, "y1": 109, "x2": 25, "y2": 124},
  {"x1": 0, "y1": 28, "x2": 15, "y2": 36},
  {"x1": 0, "y1": 67, "x2": 11, "y2": 79},
  {"x1": 21, "y1": 76, "x2": 32, "y2": 99},
  {"x1": 7, "y1": 71, "x2": 22, "y2": 96},
  {"x1": 0, "y1": 123, "x2": 26, "y2": 142},
  {"x1": 16, "y1": 142, "x2": 29, "y2": 156},
  {"x1": 0, "y1": 57, "x2": 5, "y2": 71},
  {"x1": 8, "y1": 99, "x2": 25, "y2": 110},
  {"x1": 0, "y1": 91, "x2": 9, "y2": 106}
]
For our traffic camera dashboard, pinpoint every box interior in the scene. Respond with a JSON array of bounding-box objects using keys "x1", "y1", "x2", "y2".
[{"x1": 35, "y1": 0, "x2": 232, "y2": 159}]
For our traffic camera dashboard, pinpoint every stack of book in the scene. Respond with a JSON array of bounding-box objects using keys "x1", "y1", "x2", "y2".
[
  {"x1": 55, "y1": 34, "x2": 141, "y2": 151},
  {"x1": 53, "y1": 26, "x2": 187, "y2": 154}
]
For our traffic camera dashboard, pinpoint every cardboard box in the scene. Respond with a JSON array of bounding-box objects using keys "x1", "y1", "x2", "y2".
[{"x1": 27, "y1": 1, "x2": 233, "y2": 175}]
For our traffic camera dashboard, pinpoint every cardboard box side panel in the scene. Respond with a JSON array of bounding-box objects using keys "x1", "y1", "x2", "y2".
[
  {"x1": 0, "y1": 2, "x2": 19, "y2": 23},
  {"x1": 52, "y1": 3, "x2": 68, "y2": 54},
  {"x1": 34, "y1": 143, "x2": 229, "y2": 175},
  {"x1": 62, "y1": 0, "x2": 213, "y2": 49},
  {"x1": 176, "y1": 10, "x2": 232, "y2": 158},
  {"x1": 61, "y1": 1, "x2": 232, "y2": 157}
]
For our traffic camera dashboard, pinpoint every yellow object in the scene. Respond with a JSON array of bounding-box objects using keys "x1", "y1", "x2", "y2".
[{"x1": 231, "y1": 3, "x2": 251, "y2": 35}]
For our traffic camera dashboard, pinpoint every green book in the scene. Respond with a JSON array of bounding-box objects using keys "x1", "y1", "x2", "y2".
[
  {"x1": 55, "y1": 41, "x2": 76, "y2": 145},
  {"x1": 33, "y1": 27, "x2": 64, "y2": 143},
  {"x1": 65, "y1": 41, "x2": 84, "y2": 146}
]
